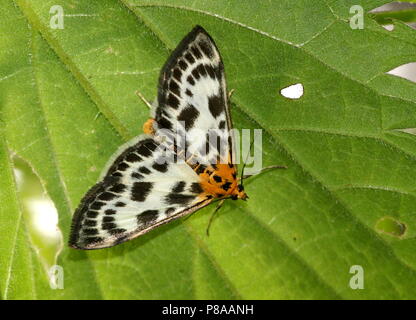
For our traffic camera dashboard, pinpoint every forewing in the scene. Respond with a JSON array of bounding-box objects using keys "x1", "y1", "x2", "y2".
[
  {"x1": 69, "y1": 136, "x2": 212, "y2": 249},
  {"x1": 154, "y1": 26, "x2": 234, "y2": 166}
]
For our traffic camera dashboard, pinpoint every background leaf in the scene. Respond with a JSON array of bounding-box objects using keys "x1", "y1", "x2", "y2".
[{"x1": 1, "y1": 0, "x2": 416, "y2": 299}]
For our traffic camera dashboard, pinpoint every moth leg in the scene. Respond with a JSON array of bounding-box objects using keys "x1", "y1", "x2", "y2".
[
  {"x1": 242, "y1": 165, "x2": 287, "y2": 180},
  {"x1": 228, "y1": 89, "x2": 235, "y2": 100},
  {"x1": 206, "y1": 199, "x2": 225, "y2": 236},
  {"x1": 135, "y1": 90, "x2": 153, "y2": 109}
]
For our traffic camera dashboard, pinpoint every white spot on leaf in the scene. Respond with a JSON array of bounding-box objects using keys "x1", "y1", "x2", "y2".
[
  {"x1": 280, "y1": 83, "x2": 304, "y2": 99},
  {"x1": 382, "y1": 24, "x2": 394, "y2": 31},
  {"x1": 27, "y1": 199, "x2": 61, "y2": 242},
  {"x1": 387, "y1": 62, "x2": 416, "y2": 83},
  {"x1": 395, "y1": 128, "x2": 416, "y2": 135}
]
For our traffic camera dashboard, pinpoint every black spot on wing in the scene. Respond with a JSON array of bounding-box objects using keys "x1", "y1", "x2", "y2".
[
  {"x1": 132, "y1": 172, "x2": 144, "y2": 180},
  {"x1": 131, "y1": 182, "x2": 153, "y2": 202},
  {"x1": 136, "y1": 139, "x2": 157, "y2": 157},
  {"x1": 169, "y1": 80, "x2": 180, "y2": 97},
  {"x1": 83, "y1": 228, "x2": 99, "y2": 235},
  {"x1": 115, "y1": 202, "x2": 125, "y2": 207},
  {"x1": 178, "y1": 104, "x2": 200, "y2": 131},
  {"x1": 219, "y1": 120, "x2": 226, "y2": 129},
  {"x1": 83, "y1": 237, "x2": 104, "y2": 246},
  {"x1": 102, "y1": 216, "x2": 117, "y2": 230},
  {"x1": 187, "y1": 75, "x2": 195, "y2": 86},
  {"x1": 191, "y1": 68, "x2": 200, "y2": 80},
  {"x1": 125, "y1": 152, "x2": 142, "y2": 163},
  {"x1": 90, "y1": 201, "x2": 105, "y2": 210},
  {"x1": 195, "y1": 164, "x2": 206, "y2": 175},
  {"x1": 105, "y1": 209, "x2": 116, "y2": 215},
  {"x1": 84, "y1": 219, "x2": 97, "y2": 227},
  {"x1": 199, "y1": 40, "x2": 214, "y2": 58},
  {"x1": 152, "y1": 162, "x2": 168, "y2": 173},
  {"x1": 185, "y1": 89, "x2": 193, "y2": 97},
  {"x1": 173, "y1": 68, "x2": 182, "y2": 82},
  {"x1": 138, "y1": 166, "x2": 151, "y2": 175},
  {"x1": 102, "y1": 223, "x2": 117, "y2": 230},
  {"x1": 190, "y1": 182, "x2": 203, "y2": 194},
  {"x1": 184, "y1": 52, "x2": 195, "y2": 64},
  {"x1": 165, "y1": 207, "x2": 175, "y2": 215},
  {"x1": 167, "y1": 93, "x2": 180, "y2": 109},
  {"x1": 191, "y1": 46, "x2": 202, "y2": 59},
  {"x1": 109, "y1": 228, "x2": 127, "y2": 236},
  {"x1": 158, "y1": 116, "x2": 173, "y2": 130},
  {"x1": 146, "y1": 140, "x2": 158, "y2": 151},
  {"x1": 109, "y1": 184, "x2": 126, "y2": 193},
  {"x1": 208, "y1": 94, "x2": 224, "y2": 118},
  {"x1": 103, "y1": 216, "x2": 114, "y2": 223},
  {"x1": 205, "y1": 64, "x2": 216, "y2": 79},
  {"x1": 196, "y1": 64, "x2": 207, "y2": 77},
  {"x1": 165, "y1": 193, "x2": 195, "y2": 205},
  {"x1": 178, "y1": 59, "x2": 188, "y2": 70},
  {"x1": 98, "y1": 192, "x2": 116, "y2": 201},
  {"x1": 87, "y1": 211, "x2": 99, "y2": 218},
  {"x1": 137, "y1": 210, "x2": 159, "y2": 226},
  {"x1": 117, "y1": 162, "x2": 129, "y2": 171},
  {"x1": 172, "y1": 181, "x2": 186, "y2": 193}
]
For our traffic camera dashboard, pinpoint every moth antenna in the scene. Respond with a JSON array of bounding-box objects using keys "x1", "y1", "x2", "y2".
[{"x1": 240, "y1": 139, "x2": 255, "y2": 188}]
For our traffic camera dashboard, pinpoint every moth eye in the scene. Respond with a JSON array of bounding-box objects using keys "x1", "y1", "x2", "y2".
[{"x1": 231, "y1": 195, "x2": 238, "y2": 200}]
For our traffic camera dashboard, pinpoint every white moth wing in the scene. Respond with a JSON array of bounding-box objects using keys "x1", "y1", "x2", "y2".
[
  {"x1": 154, "y1": 25, "x2": 234, "y2": 166},
  {"x1": 69, "y1": 135, "x2": 212, "y2": 249}
]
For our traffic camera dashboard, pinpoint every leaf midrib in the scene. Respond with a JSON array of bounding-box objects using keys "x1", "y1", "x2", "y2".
[{"x1": 13, "y1": 1, "x2": 105, "y2": 300}]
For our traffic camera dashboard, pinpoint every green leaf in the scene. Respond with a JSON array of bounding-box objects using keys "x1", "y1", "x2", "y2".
[
  {"x1": 1, "y1": 0, "x2": 416, "y2": 299},
  {"x1": 370, "y1": 9, "x2": 416, "y2": 25}
]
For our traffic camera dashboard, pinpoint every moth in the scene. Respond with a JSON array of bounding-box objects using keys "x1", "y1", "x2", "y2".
[{"x1": 69, "y1": 25, "x2": 283, "y2": 249}]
